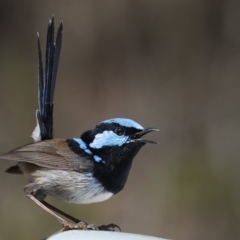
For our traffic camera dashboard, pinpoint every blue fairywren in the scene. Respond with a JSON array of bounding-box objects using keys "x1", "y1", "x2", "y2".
[{"x1": 0, "y1": 17, "x2": 158, "y2": 231}]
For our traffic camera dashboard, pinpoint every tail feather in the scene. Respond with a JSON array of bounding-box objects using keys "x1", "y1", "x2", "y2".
[{"x1": 32, "y1": 17, "x2": 63, "y2": 142}]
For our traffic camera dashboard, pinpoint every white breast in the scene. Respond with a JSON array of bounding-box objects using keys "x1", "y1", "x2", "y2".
[{"x1": 33, "y1": 170, "x2": 113, "y2": 204}]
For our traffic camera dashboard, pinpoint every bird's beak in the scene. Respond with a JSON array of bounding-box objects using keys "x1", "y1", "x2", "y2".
[{"x1": 131, "y1": 128, "x2": 159, "y2": 144}]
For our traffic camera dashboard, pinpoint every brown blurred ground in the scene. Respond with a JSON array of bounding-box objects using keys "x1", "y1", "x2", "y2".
[{"x1": 0, "y1": 1, "x2": 239, "y2": 240}]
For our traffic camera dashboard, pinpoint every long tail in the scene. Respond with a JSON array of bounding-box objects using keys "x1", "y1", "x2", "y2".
[{"x1": 32, "y1": 16, "x2": 63, "y2": 142}]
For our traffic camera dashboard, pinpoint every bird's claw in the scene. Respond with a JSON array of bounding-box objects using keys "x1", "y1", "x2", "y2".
[{"x1": 98, "y1": 223, "x2": 121, "y2": 231}]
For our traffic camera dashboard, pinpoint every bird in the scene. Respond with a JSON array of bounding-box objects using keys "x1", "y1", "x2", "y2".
[{"x1": 0, "y1": 17, "x2": 158, "y2": 232}]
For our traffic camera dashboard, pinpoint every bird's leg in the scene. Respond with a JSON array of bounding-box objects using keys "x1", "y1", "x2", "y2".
[
  {"x1": 41, "y1": 200, "x2": 83, "y2": 223},
  {"x1": 24, "y1": 184, "x2": 120, "y2": 231},
  {"x1": 25, "y1": 191, "x2": 67, "y2": 225},
  {"x1": 42, "y1": 200, "x2": 121, "y2": 231},
  {"x1": 24, "y1": 184, "x2": 97, "y2": 231}
]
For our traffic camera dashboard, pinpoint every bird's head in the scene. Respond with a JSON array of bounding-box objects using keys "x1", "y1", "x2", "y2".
[
  {"x1": 69, "y1": 118, "x2": 158, "y2": 193},
  {"x1": 80, "y1": 118, "x2": 158, "y2": 164}
]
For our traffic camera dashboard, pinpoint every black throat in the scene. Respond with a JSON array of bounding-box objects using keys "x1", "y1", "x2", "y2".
[{"x1": 92, "y1": 143, "x2": 144, "y2": 194}]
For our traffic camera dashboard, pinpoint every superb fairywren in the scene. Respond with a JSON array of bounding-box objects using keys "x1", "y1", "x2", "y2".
[{"x1": 0, "y1": 17, "x2": 158, "y2": 231}]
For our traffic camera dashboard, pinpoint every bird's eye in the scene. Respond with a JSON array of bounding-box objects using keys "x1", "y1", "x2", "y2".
[{"x1": 115, "y1": 128, "x2": 125, "y2": 136}]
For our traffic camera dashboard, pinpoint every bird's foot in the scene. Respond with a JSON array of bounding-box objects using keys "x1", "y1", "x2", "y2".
[
  {"x1": 59, "y1": 219, "x2": 121, "y2": 232},
  {"x1": 98, "y1": 223, "x2": 121, "y2": 231},
  {"x1": 59, "y1": 220, "x2": 98, "y2": 232}
]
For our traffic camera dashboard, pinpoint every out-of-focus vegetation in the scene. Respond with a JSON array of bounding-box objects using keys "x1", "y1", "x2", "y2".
[{"x1": 0, "y1": 1, "x2": 239, "y2": 240}]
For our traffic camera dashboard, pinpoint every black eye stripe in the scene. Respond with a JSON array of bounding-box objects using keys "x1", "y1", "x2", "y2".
[
  {"x1": 97, "y1": 123, "x2": 141, "y2": 133},
  {"x1": 80, "y1": 123, "x2": 143, "y2": 142}
]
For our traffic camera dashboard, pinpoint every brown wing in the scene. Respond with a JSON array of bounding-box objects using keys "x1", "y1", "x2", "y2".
[{"x1": 0, "y1": 139, "x2": 93, "y2": 171}]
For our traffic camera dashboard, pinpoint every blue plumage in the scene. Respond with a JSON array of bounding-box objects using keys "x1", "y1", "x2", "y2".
[
  {"x1": 100, "y1": 118, "x2": 143, "y2": 130},
  {"x1": 73, "y1": 138, "x2": 92, "y2": 155},
  {"x1": 93, "y1": 155, "x2": 103, "y2": 163},
  {"x1": 89, "y1": 130, "x2": 129, "y2": 149},
  {"x1": 73, "y1": 138, "x2": 105, "y2": 164}
]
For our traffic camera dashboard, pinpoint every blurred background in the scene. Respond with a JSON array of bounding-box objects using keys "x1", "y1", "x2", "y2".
[{"x1": 0, "y1": 1, "x2": 239, "y2": 240}]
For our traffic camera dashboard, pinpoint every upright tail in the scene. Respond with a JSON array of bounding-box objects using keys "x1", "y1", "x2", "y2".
[{"x1": 32, "y1": 16, "x2": 63, "y2": 142}]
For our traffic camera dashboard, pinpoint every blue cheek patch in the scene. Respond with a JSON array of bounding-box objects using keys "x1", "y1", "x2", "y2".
[
  {"x1": 100, "y1": 118, "x2": 144, "y2": 130},
  {"x1": 73, "y1": 138, "x2": 105, "y2": 164},
  {"x1": 89, "y1": 130, "x2": 128, "y2": 149}
]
